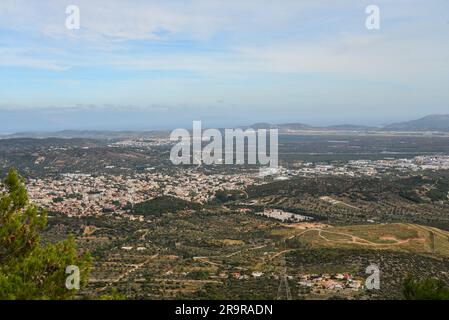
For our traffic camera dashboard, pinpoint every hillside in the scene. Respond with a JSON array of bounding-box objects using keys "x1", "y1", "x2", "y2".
[{"x1": 132, "y1": 196, "x2": 201, "y2": 216}]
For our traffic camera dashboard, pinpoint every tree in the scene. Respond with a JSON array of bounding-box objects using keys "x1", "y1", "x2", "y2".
[
  {"x1": 0, "y1": 169, "x2": 91, "y2": 300},
  {"x1": 402, "y1": 274, "x2": 449, "y2": 300}
]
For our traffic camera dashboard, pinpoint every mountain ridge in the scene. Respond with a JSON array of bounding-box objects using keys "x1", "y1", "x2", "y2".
[
  {"x1": 248, "y1": 114, "x2": 449, "y2": 132},
  {"x1": 384, "y1": 114, "x2": 449, "y2": 131},
  {"x1": 2, "y1": 114, "x2": 448, "y2": 139}
]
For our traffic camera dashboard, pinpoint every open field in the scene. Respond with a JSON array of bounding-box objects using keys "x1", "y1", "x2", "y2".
[{"x1": 277, "y1": 223, "x2": 449, "y2": 258}]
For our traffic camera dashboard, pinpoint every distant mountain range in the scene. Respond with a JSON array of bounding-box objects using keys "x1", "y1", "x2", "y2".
[
  {"x1": 1, "y1": 115, "x2": 449, "y2": 139},
  {"x1": 383, "y1": 114, "x2": 449, "y2": 131},
  {"x1": 248, "y1": 115, "x2": 449, "y2": 132},
  {"x1": 251, "y1": 114, "x2": 449, "y2": 132}
]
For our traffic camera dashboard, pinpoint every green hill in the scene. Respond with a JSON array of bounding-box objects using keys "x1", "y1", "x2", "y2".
[{"x1": 132, "y1": 196, "x2": 200, "y2": 216}]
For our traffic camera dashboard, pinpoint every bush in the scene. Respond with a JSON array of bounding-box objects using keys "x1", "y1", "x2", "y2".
[{"x1": 402, "y1": 275, "x2": 449, "y2": 300}]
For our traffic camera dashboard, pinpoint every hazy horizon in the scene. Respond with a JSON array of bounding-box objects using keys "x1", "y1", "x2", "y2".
[{"x1": 0, "y1": 106, "x2": 444, "y2": 134}]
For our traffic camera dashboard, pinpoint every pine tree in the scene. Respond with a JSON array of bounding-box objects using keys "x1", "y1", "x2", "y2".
[{"x1": 0, "y1": 169, "x2": 91, "y2": 300}]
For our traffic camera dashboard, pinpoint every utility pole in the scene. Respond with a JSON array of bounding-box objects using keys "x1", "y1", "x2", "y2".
[{"x1": 277, "y1": 255, "x2": 292, "y2": 300}]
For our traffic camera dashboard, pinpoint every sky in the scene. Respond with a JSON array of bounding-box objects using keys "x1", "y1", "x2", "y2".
[{"x1": 0, "y1": 0, "x2": 449, "y2": 132}]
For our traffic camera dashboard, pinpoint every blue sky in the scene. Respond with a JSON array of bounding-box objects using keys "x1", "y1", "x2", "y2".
[{"x1": 1, "y1": 0, "x2": 449, "y2": 132}]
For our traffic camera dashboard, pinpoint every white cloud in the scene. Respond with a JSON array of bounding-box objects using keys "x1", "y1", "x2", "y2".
[
  {"x1": 0, "y1": 48, "x2": 70, "y2": 71},
  {"x1": 237, "y1": 31, "x2": 449, "y2": 82}
]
